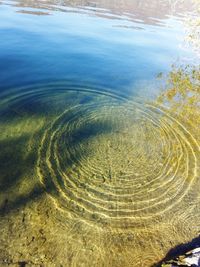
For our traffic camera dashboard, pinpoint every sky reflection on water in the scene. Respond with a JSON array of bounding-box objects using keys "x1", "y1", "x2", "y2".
[{"x1": 0, "y1": 0, "x2": 196, "y2": 98}]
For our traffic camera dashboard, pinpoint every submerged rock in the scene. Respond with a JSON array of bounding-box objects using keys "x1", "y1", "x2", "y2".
[{"x1": 161, "y1": 247, "x2": 200, "y2": 267}]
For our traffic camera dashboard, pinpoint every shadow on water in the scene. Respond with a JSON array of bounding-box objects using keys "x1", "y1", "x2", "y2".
[
  {"x1": 0, "y1": 84, "x2": 117, "y2": 123},
  {"x1": 0, "y1": 132, "x2": 47, "y2": 216},
  {"x1": 67, "y1": 116, "x2": 115, "y2": 146},
  {"x1": 152, "y1": 235, "x2": 200, "y2": 266},
  {"x1": 0, "y1": 185, "x2": 45, "y2": 217},
  {"x1": 41, "y1": 113, "x2": 116, "y2": 196},
  {"x1": 0, "y1": 93, "x2": 63, "y2": 121},
  {"x1": 0, "y1": 135, "x2": 34, "y2": 191},
  {"x1": 0, "y1": 100, "x2": 117, "y2": 216},
  {"x1": 0, "y1": 92, "x2": 55, "y2": 216}
]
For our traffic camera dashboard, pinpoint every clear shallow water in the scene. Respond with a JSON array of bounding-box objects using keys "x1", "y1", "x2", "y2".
[{"x1": 0, "y1": 1, "x2": 200, "y2": 266}]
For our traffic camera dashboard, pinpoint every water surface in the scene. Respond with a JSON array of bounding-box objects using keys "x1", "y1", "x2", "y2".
[{"x1": 0, "y1": 0, "x2": 200, "y2": 266}]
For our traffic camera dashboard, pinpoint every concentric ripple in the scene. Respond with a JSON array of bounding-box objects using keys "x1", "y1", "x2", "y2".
[{"x1": 32, "y1": 83, "x2": 199, "y2": 228}]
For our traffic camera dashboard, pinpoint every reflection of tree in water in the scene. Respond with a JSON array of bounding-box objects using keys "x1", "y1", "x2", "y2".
[
  {"x1": 157, "y1": 65, "x2": 200, "y2": 133},
  {"x1": 158, "y1": 0, "x2": 200, "y2": 134},
  {"x1": 157, "y1": 0, "x2": 200, "y2": 138},
  {"x1": 153, "y1": 4, "x2": 200, "y2": 266}
]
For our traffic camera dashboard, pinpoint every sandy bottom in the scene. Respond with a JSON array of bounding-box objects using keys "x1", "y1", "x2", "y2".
[{"x1": 0, "y1": 84, "x2": 200, "y2": 267}]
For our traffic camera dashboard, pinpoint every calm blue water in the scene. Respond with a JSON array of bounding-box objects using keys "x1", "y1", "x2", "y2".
[{"x1": 0, "y1": 0, "x2": 195, "y2": 97}]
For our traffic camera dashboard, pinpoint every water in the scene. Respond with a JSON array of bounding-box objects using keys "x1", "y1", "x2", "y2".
[{"x1": 0, "y1": 1, "x2": 200, "y2": 266}]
